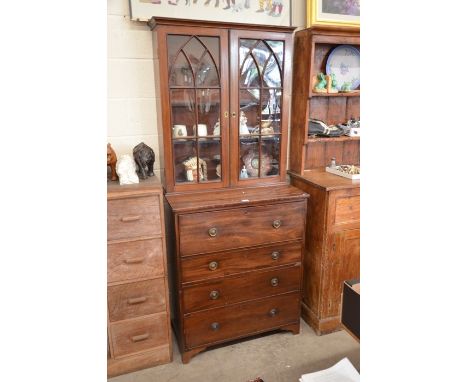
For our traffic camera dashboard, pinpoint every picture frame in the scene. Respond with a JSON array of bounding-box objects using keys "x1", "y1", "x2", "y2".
[
  {"x1": 129, "y1": 0, "x2": 291, "y2": 27},
  {"x1": 307, "y1": 0, "x2": 359, "y2": 28}
]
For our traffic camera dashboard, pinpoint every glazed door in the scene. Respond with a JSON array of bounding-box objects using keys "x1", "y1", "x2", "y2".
[
  {"x1": 229, "y1": 29, "x2": 292, "y2": 186},
  {"x1": 157, "y1": 26, "x2": 229, "y2": 192}
]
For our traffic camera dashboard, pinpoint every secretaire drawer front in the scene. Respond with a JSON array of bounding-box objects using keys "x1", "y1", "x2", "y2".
[
  {"x1": 108, "y1": 196, "x2": 161, "y2": 241},
  {"x1": 183, "y1": 265, "x2": 301, "y2": 313},
  {"x1": 108, "y1": 279, "x2": 167, "y2": 322},
  {"x1": 178, "y1": 202, "x2": 305, "y2": 256},
  {"x1": 110, "y1": 313, "x2": 169, "y2": 358},
  {"x1": 108, "y1": 239, "x2": 164, "y2": 283},
  {"x1": 184, "y1": 293, "x2": 300, "y2": 349},
  {"x1": 334, "y1": 194, "x2": 360, "y2": 226},
  {"x1": 181, "y1": 242, "x2": 302, "y2": 283}
]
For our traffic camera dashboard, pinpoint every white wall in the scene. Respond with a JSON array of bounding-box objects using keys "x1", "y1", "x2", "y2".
[{"x1": 107, "y1": 0, "x2": 306, "y2": 179}]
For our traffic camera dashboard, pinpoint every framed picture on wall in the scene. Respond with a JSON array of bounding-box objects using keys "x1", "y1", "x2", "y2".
[
  {"x1": 307, "y1": 0, "x2": 359, "y2": 28},
  {"x1": 129, "y1": 0, "x2": 291, "y2": 26}
]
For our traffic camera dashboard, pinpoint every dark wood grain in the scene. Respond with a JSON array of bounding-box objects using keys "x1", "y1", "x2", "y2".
[
  {"x1": 178, "y1": 201, "x2": 305, "y2": 255},
  {"x1": 181, "y1": 241, "x2": 302, "y2": 283},
  {"x1": 182, "y1": 265, "x2": 300, "y2": 313},
  {"x1": 184, "y1": 292, "x2": 300, "y2": 349}
]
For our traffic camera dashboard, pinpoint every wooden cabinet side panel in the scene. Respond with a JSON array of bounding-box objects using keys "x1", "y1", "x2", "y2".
[{"x1": 289, "y1": 178, "x2": 327, "y2": 317}]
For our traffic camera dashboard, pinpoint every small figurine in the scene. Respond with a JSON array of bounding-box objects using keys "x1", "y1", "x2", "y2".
[
  {"x1": 133, "y1": 142, "x2": 155, "y2": 180},
  {"x1": 326, "y1": 73, "x2": 338, "y2": 93},
  {"x1": 216, "y1": 164, "x2": 221, "y2": 178},
  {"x1": 239, "y1": 111, "x2": 250, "y2": 135},
  {"x1": 213, "y1": 118, "x2": 221, "y2": 136},
  {"x1": 116, "y1": 155, "x2": 139, "y2": 185},
  {"x1": 341, "y1": 82, "x2": 352, "y2": 92},
  {"x1": 330, "y1": 157, "x2": 336, "y2": 168},
  {"x1": 107, "y1": 143, "x2": 118, "y2": 181},
  {"x1": 313, "y1": 73, "x2": 327, "y2": 93},
  {"x1": 240, "y1": 165, "x2": 249, "y2": 179}
]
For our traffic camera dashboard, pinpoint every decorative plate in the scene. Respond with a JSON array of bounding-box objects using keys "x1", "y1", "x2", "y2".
[
  {"x1": 242, "y1": 149, "x2": 272, "y2": 177},
  {"x1": 326, "y1": 45, "x2": 360, "y2": 91}
]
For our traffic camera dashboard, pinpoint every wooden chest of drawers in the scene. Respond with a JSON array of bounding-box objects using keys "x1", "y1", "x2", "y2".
[
  {"x1": 165, "y1": 185, "x2": 308, "y2": 363},
  {"x1": 107, "y1": 180, "x2": 172, "y2": 377},
  {"x1": 289, "y1": 169, "x2": 360, "y2": 335}
]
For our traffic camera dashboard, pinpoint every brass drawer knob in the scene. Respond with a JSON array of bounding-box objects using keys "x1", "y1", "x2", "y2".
[
  {"x1": 208, "y1": 227, "x2": 218, "y2": 237},
  {"x1": 272, "y1": 220, "x2": 282, "y2": 229},
  {"x1": 209, "y1": 290, "x2": 220, "y2": 300},
  {"x1": 270, "y1": 277, "x2": 279, "y2": 287},
  {"x1": 271, "y1": 251, "x2": 280, "y2": 260},
  {"x1": 211, "y1": 322, "x2": 220, "y2": 331},
  {"x1": 269, "y1": 308, "x2": 278, "y2": 317},
  {"x1": 208, "y1": 261, "x2": 219, "y2": 271}
]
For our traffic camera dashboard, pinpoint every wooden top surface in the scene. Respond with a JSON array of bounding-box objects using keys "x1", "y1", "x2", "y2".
[
  {"x1": 166, "y1": 185, "x2": 309, "y2": 213},
  {"x1": 107, "y1": 177, "x2": 163, "y2": 199},
  {"x1": 289, "y1": 168, "x2": 360, "y2": 191}
]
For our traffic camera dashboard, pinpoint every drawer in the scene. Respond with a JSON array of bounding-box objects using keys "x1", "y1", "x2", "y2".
[
  {"x1": 184, "y1": 292, "x2": 300, "y2": 349},
  {"x1": 108, "y1": 196, "x2": 161, "y2": 241},
  {"x1": 183, "y1": 265, "x2": 301, "y2": 313},
  {"x1": 108, "y1": 279, "x2": 167, "y2": 322},
  {"x1": 108, "y1": 239, "x2": 164, "y2": 283},
  {"x1": 110, "y1": 313, "x2": 169, "y2": 358},
  {"x1": 178, "y1": 201, "x2": 305, "y2": 256},
  {"x1": 181, "y1": 242, "x2": 302, "y2": 284},
  {"x1": 334, "y1": 195, "x2": 360, "y2": 226}
]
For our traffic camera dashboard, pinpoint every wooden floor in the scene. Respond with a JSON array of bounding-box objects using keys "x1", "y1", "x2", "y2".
[{"x1": 109, "y1": 319, "x2": 360, "y2": 382}]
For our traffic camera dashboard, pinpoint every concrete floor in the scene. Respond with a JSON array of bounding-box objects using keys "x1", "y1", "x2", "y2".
[{"x1": 109, "y1": 320, "x2": 360, "y2": 382}]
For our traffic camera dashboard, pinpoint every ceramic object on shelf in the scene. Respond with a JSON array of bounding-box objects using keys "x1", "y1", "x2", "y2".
[
  {"x1": 183, "y1": 156, "x2": 208, "y2": 182},
  {"x1": 213, "y1": 118, "x2": 221, "y2": 136},
  {"x1": 239, "y1": 111, "x2": 250, "y2": 135},
  {"x1": 313, "y1": 72, "x2": 327, "y2": 93},
  {"x1": 242, "y1": 148, "x2": 272, "y2": 177},
  {"x1": 116, "y1": 155, "x2": 139, "y2": 185},
  {"x1": 326, "y1": 45, "x2": 360, "y2": 91},
  {"x1": 173, "y1": 124, "x2": 187, "y2": 138},
  {"x1": 194, "y1": 124, "x2": 208, "y2": 137}
]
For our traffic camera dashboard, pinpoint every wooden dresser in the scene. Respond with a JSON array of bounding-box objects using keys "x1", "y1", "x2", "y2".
[
  {"x1": 289, "y1": 170, "x2": 360, "y2": 335},
  {"x1": 165, "y1": 185, "x2": 308, "y2": 363},
  {"x1": 107, "y1": 180, "x2": 172, "y2": 377}
]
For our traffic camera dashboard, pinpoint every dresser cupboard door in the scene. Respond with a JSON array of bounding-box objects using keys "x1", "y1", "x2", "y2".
[
  {"x1": 156, "y1": 25, "x2": 230, "y2": 192},
  {"x1": 322, "y1": 229, "x2": 360, "y2": 318}
]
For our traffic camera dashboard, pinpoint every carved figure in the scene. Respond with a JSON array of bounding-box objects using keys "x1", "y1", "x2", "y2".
[
  {"x1": 239, "y1": 111, "x2": 250, "y2": 135},
  {"x1": 116, "y1": 155, "x2": 139, "y2": 185},
  {"x1": 313, "y1": 72, "x2": 327, "y2": 93},
  {"x1": 107, "y1": 143, "x2": 118, "y2": 181},
  {"x1": 133, "y1": 142, "x2": 155, "y2": 180}
]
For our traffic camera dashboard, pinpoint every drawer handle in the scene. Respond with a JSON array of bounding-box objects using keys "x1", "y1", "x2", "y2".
[
  {"x1": 211, "y1": 322, "x2": 220, "y2": 331},
  {"x1": 127, "y1": 296, "x2": 147, "y2": 305},
  {"x1": 271, "y1": 251, "x2": 280, "y2": 260},
  {"x1": 121, "y1": 215, "x2": 141, "y2": 223},
  {"x1": 208, "y1": 227, "x2": 218, "y2": 237},
  {"x1": 269, "y1": 308, "x2": 278, "y2": 317},
  {"x1": 209, "y1": 290, "x2": 220, "y2": 300},
  {"x1": 131, "y1": 333, "x2": 149, "y2": 342},
  {"x1": 270, "y1": 277, "x2": 279, "y2": 287},
  {"x1": 124, "y1": 257, "x2": 144, "y2": 264},
  {"x1": 208, "y1": 261, "x2": 219, "y2": 271},
  {"x1": 272, "y1": 220, "x2": 282, "y2": 229}
]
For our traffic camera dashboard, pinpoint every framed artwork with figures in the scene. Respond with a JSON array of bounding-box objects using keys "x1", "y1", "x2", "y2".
[
  {"x1": 130, "y1": 0, "x2": 291, "y2": 26},
  {"x1": 307, "y1": 0, "x2": 359, "y2": 28}
]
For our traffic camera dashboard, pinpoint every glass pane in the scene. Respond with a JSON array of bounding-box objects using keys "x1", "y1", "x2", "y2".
[
  {"x1": 261, "y1": 89, "x2": 282, "y2": 134},
  {"x1": 199, "y1": 138, "x2": 221, "y2": 182},
  {"x1": 239, "y1": 89, "x2": 260, "y2": 136},
  {"x1": 240, "y1": 137, "x2": 259, "y2": 179},
  {"x1": 167, "y1": 35, "x2": 191, "y2": 65},
  {"x1": 170, "y1": 53, "x2": 194, "y2": 87},
  {"x1": 196, "y1": 89, "x2": 220, "y2": 136},
  {"x1": 261, "y1": 136, "x2": 280, "y2": 177},
  {"x1": 252, "y1": 41, "x2": 270, "y2": 74},
  {"x1": 195, "y1": 52, "x2": 219, "y2": 86},
  {"x1": 184, "y1": 37, "x2": 206, "y2": 69},
  {"x1": 266, "y1": 40, "x2": 284, "y2": 68},
  {"x1": 263, "y1": 55, "x2": 282, "y2": 88},
  {"x1": 173, "y1": 140, "x2": 197, "y2": 183},
  {"x1": 240, "y1": 55, "x2": 260, "y2": 87},
  {"x1": 170, "y1": 89, "x2": 196, "y2": 137},
  {"x1": 239, "y1": 39, "x2": 258, "y2": 67},
  {"x1": 199, "y1": 36, "x2": 220, "y2": 73}
]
